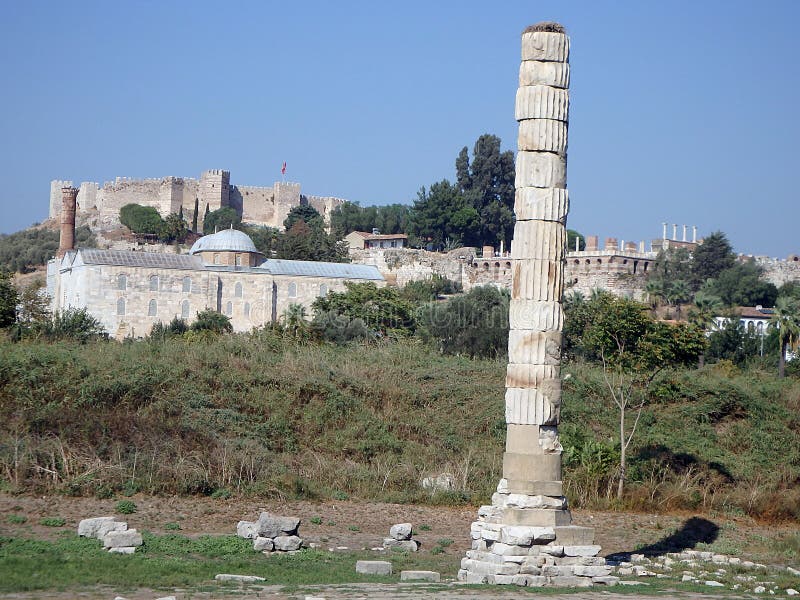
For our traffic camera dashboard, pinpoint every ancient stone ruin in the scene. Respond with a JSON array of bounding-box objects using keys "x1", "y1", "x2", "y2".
[
  {"x1": 458, "y1": 22, "x2": 615, "y2": 588},
  {"x1": 236, "y1": 511, "x2": 304, "y2": 552},
  {"x1": 78, "y1": 516, "x2": 142, "y2": 554}
]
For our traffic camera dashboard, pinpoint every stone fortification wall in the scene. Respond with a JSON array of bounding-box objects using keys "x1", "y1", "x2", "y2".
[
  {"x1": 350, "y1": 248, "x2": 473, "y2": 288},
  {"x1": 49, "y1": 172, "x2": 343, "y2": 232},
  {"x1": 752, "y1": 255, "x2": 800, "y2": 287}
]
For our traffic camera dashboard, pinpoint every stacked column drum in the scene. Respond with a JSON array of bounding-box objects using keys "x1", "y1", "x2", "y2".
[{"x1": 458, "y1": 23, "x2": 614, "y2": 588}]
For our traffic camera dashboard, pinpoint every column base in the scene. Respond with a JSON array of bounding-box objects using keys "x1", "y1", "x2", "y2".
[{"x1": 459, "y1": 483, "x2": 612, "y2": 587}]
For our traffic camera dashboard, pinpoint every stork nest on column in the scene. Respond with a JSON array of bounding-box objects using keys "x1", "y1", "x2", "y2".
[{"x1": 524, "y1": 22, "x2": 566, "y2": 34}]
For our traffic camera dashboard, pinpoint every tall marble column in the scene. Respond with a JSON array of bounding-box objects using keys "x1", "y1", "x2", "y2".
[{"x1": 458, "y1": 22, "x2": 613, "y2": 588}]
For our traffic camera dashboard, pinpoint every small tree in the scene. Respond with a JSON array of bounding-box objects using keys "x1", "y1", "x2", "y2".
[
  {"x1": 119, "y1": 204, "x2": 164, "y2": 235},
  {"x1": 191, "y1": 309, "x2": 233, "y2": 334},
  {"x1": 281, "y1": 303, "x2": 309, "y2": 339},
  {"x1": 770, "y1": 296, "x2": 800, "y2": 378},
  {"x1": 46, "y1": 308, "x2": 107, "y2": 342},
  {"x1": 580, "y1": 293, "x2": 706, "y2": 498},
  {"x1": 283, "y1": 204, "x2": 324, "y2": 231},
  {"x1": 0, "y1": 271, "x2": 18, "y2": 329},
  {"x1": 312, "y1": 282, "x2": 416, "y2": 336},
  {"x1": 202, "y1": 207, "x2": 241, "y2": 235}
]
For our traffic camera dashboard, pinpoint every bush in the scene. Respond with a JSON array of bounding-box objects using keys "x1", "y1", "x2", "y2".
[
  {"x1": 150, "y1": 317, "x2": 189, "y2": 339},
  {"x1": 39, "y1": 517, "x2": 66, "y2": 527},
  {"x1": 190, "y1": 310, "x2": 232, "y2": 334},
  {"x1": 119, "y1": 204, "x2": 164, "y2": 236},
  {"x1": 115, "y1": 500, "x2": 137, "y2": 515}
]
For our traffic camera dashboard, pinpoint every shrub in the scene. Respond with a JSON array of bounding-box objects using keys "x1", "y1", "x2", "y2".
[
  {"x1": 191, "y1": 309, "x2": 232, "y2": 334},
  {"x1": 164, "y1": 522, "x2": 182, "y2": 531},
  {"x1": 39, "y1": 517, "x2": 66, "y2": 527},
  {"x1": 120, "y1": 204, "x2": 164, "y2": 236},
  {"x1": 6, "y1": 514, "x2": 26, "y2": 524},
  {"x1": 115, "y1": 500, "x2": 137, "y2": 515}
]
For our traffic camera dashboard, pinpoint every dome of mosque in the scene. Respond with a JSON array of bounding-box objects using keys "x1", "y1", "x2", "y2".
[{"x1": 189, "y1": 228, "x2": 258, "y2": 255}]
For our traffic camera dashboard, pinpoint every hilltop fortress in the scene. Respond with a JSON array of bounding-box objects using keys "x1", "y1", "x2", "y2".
[{"x1": 49, "y1": 169, "x2": 346, "y2": 231}]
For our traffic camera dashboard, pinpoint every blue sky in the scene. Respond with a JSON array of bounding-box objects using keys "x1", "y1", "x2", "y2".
[{"x1": 1, "y1": 0, "x2": 797, "y2": 257}]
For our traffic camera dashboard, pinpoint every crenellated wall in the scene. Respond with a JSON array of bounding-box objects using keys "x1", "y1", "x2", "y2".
[{"x1": 49, "y1": 171, "x2": 344, "y2": 232}]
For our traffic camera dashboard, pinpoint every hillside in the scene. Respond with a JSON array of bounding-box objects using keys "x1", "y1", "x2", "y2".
[{"x1": 0, "y1": 332, "x2": 797, "y2": 521}]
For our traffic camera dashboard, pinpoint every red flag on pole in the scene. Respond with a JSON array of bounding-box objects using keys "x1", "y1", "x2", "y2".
[{"x1": 281, "y1": 162, "x2": 286, "y2": 175}]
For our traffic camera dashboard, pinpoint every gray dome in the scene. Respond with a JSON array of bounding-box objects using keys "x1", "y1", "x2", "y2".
[{"x1": 189, "y1": 228, "x2": 258, "y2": 255}]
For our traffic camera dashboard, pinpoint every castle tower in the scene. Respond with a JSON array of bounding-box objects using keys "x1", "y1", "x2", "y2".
[
  {"x1": 459, "y1": 23, "x2": 610, "y2": 588},
  {"x1": 57, "y1": 187, "x2": 79, "y2": 258}
]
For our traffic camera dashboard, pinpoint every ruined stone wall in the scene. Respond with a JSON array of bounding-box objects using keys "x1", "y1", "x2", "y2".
[
  {"x1": 306, "y1": 195, "x2": 346, "y2": 225},
  {"x1": 350, "y1": 248, "x2": 473, "y2": 288},
  {"x1": 753, "y1": 256, "x2": 800, "y2": 287}
]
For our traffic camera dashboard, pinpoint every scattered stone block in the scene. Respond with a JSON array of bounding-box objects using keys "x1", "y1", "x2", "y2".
[
  {"x1": 237, "y1": 520, "x2": 258, "y2": 539},
  {"x1": 78, "y1": 517, "x2": 127, "y2": 540},
  {"x1": 421, "y1": 473, "x2": 454, "y2": 492},
  {"x1": 592, "y1": 576, "x2": 619, "y2": 585},
  {"x1": 256, "y1": 512, "x2": 299, "y2": 537},
  {"x1": 214, "y1": 574, "x2": 266, "y2": 583},
  {"x1": 400, "y1": 570, "x2": 440, "y2": 582},
  {"x1": 789, "y1": 567, "x2": 800, "y2": 576},
  {"x1": 786, "y1": 589, "x2": 798, "y2": 596},
  {"x1": 389, "y1": 523, "x2": 412, "y2": 540},
  {"x1": 103, "y1": 529, "x2": 143, "y2": 549},
  {"x1": 754, "y1": 585, "x2": 766, "y2": 593},
  {"x1": 548, "y1": 575, "x2": 592, "y2": 587},
  {"x1": 355, "y1": 560, "x2": 392, "y2": 575},
  {"x1": 155, "y1": 597, "x2": 177, "y2": 600},
  {"x1": 573, "y1": 565, "x2": 612, "y2": 577},
  {"x1": 108, "y1": 546, "x2": 136, "y2": 554},
  {"x1": 563, "y1": 545, "x2": 601, "y2": 557},
  {"x1": 253, "y1": 537, "x2": 274, "y2": 552},
  {"x1": 273, "y1": 535, "x2": 302, "y2": 551},
  {"x1": 500, "y1": 525, "x2": 555, "y2": 546},
  {"x1": 383, "y1": 538, "x2": 418, "y2": 551},
  {"x1": 705, "y1": 580, "x2": 724, "y2": 587}
]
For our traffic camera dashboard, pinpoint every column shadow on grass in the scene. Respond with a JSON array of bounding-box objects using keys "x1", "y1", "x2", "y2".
[{"x1": 606, "y1": 516, "x2": 720, "y2": 562}]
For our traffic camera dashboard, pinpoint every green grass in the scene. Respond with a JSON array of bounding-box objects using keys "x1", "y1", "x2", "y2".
[
  {"x1": 115, "y1": 500, "x2": 137, "y2": 515},
  {"x1": 39, "y1": 517, "x2": 66, "y2": 527},
  {"x1": 0, "y1": 532, "x2": 460, "y2": 593},
  {"x1": 6, "y1": 514, "x2": 26, "y2": 525}
]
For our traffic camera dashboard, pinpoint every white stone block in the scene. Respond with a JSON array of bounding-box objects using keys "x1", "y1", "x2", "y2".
[
  {"x1": 236, "y1": 520, "x2": 258, "y2": 539},
  {"x1": 108, "y1": 546, "x2": 136, "y2": 554},
  {"x1": 563, "y1": 545, "x2": 602, "y2": 557},
  {"x1": 511, "y1": 259, "x2": 564, "y2": 302},
  {"x1": 400, "y1": 570, "x2": 440, "y2": 582},
  {"x1": 505, "y1": 387, "x2": 562, "y2": 426},
  {"x1": 273, "y1": 535, "x2": 302, "y2": 551},
  {"x1": 573, "y1": 565, "x2": 613, "y2": 577},
  {"x1": 356, "y1": 560, "x2": 392, "y2": 575},
  {"x1": 514, "y1": 187, "x2": 568, "y2": 222},
  {"x1": 78, "y1": 517, "x2": 127, "y2": 540},
  {"x1": 253, "y1": 536, "x2": 274, "y2": 551},
  {"x1": 518, "y1": 119, "x2": 568, "y2": 154},
  {"x1": 507, "y1": 330, "x2": 562, "y2": 366},
  {"x1": 389, "y1": 523, "x2": 412, "y2": 540},
  {"x1": 515, "y1": 85, "x2": 569, "y2": 122},
  {"x1": 515, "y1": 151, "x2": 567, "y2": 189},
  {"x1": 490, "y1": 542, "x2": 529, "y2": 556},
  {"x1": 540, "y1": 545, "x2": 564, "y2": 556},
  {"x1": 521, "y1": 31, "x2": 569, "y2": 62},
  {"x1": 519, "y1": 61, "x2": 570, "y2": 88},
  {"x1": 103, "y1": 529, "x2": 142, "y2": 548},
  {"x1": 505, "y1": 494, "x2": 565, "y2": 510},
  {"x1": 506, "y1": 365, "x2": 560, "y2": 389},
  {"x1": 214, "y1": 574, "x2": 266, "y2": 583},
  {"x1": 256, "y1": 512, "x2": 299, "y2": 537},
  {"x1": 500, "y1": 526, "x2": 556, "y2": 546},
  {"x1": 509, "y1": 300, "x2": 563, "y2": 331},
  {"x1": 383, "y1": 538, "x2": 418, "y2": 551}
]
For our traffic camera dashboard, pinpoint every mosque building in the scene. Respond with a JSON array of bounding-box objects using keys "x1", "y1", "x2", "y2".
[{"x1": 46, "y1": 187, "x2": 383, "y2": 338}]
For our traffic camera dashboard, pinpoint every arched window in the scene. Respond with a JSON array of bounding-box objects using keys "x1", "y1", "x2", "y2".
[
  {"x1": 213, "y1": 253, "x2": 220, "y2": 265},
  {"x1": 181, "y1": 300, "x2": 190, "y2": 319},
  {"x1": 757, "y1": 321, "x2": 764, "y2": 334},
  {"x1": 149, "y1": 275, "x2": 159, "y2": 291},
  {"x1": 235, "y1": 282, "x2": 243, "y2": 298},
  {"x1": 225, "y1": 301, "x2": 232, "y2": 316},
  {"x1": 148, "y1": 299, "x2": 157, "y2": 317},
  {"x1": 244, "y1": 302, "x2": 251, "y2": 317},
  {"x1": 597, "y1": 259, "x2": 602, "y2": 264},
  {"x1": 235, "y1": 254, "x2": 242, "y2": 266},
  {"x1": 505, "y1": 262, "x2": 511, "y2": 269},
  {"x1": 117, "y1": 297, "x2": 126, "y2": 316},
  {"x1": 182, "y1": 276, "x2": 192, "y2": 293},
  {"x1": 288, "y1": 282, "x2": 297, "y2": 298},
  {"x1": 117, "y1": 274, "x2": 127, "y2": 290},
  {"x1": 319, "y1": 284, "x2": 328, "y2": 297}
]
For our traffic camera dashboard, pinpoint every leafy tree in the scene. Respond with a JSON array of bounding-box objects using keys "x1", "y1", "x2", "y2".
[
  {"x1": 664, "y1": 279, "x2": 691, "y2": 318},
  {"x1": 284, "y1": 204, "x2": 324, "y2": 231},
  {"x1": 312, "y1": 282, "x2": 416, "y2": 336},
  {"x1": 707, "y1": 317, "x2": 761, "y2": 366},
  {"x1": 566, "y1": 291, "x2": 706, "y2": 498},
  {"x1": 191, "y1": 309, "x2": 233, "y2": 334},
  {"x1": 399, "y1": 275, "x2": 462, "y2": 304},
  {"x1": 14, "y1": 279, "x2": 51, "y2": 337},
  {"x1": 418, "y1": 286, "x2": 509, "y2": 358},
  {"x1": 119, "y1": 204, "x2": 164, "y2": 235},
  {"x1": 275, "y1": 220, "x2": 349, "y2": 263},
  {"x1": 203, "y1": 207, "x2": 241, "y2": 235},
  {"x1": 330, "y1": 202, "x2": 412, "y2": 238},
  {"x1": 567, "y1": 229, "x2": 586, "y2": 252},
  {"x1": 0, "y1": 225, "x2": 94, "y2": 273},
  {"x1": 160, "y1": 213, "x2": 190, "y2": 243},
  {"x1": 281, "y1": 303, "x2": 309, "y2": 339},
  {"x1": 310, "y1": 310, "x2": 373, "y2": 344},
  {"x1": 408, "y1": 181, "x2": 480, "y2": 249},
  {"x1": 245, "y1": 226, "x2": 280, "y2": 257},
  {"x1": 150, "y1": 316, "x2": 188, "y2": 339},
  {"x1": 691, "y1": 231, "x2": 735, "y2": 288},
  {"x1": 770, "y1": 295, "x2": 800, "y2": 378},
  {"x1": 0, "y1": 272, "x2": 18, "y2": 328},
  {"x1": 702, "y1": 261, "x2": 778, "y2": 307},
  {"x1": 46, "y1": 308, "x2": 107, "y2": 342}
]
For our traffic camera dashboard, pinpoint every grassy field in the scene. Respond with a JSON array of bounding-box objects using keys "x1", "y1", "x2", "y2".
[{"x1": 0, "y1": 331, "x2": 798, "y2": 520}]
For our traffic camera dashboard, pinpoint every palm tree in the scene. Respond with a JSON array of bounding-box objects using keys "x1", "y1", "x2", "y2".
[
  {"x1": 689, "y1": 291, "x2": 724, "y2": 331},
  {"x1": 281, "y1": 303, "x2": 308, "y2": 339},
  {"x1": 644, "y1": 279, "x2": 664, "y2": 311},
  {"x1": 770, "y1": 296, "x2": 800, "y2": 378},
  {"x1": 666, "y1": 280, "x2": 691, "y2": 319}
]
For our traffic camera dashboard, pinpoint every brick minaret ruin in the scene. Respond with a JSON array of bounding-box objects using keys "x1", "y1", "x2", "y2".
[
  {"x1": 459, "y1": 23, "x2": 613, "y2": 587},
  {"x1": 57, "y1": 186, "x2": 79, "y2": 258}
]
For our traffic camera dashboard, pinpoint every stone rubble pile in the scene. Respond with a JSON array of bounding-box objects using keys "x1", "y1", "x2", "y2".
[
  {"x1": 236, "y1": 511, "x2": 303, "y2": 553},
  {"x1": 383, "y1": 523, "x2": 419, "y2": 551},
  {"x1": 607, "y1": 551, "x2": 799, "y2": 595},
  {"x1": 78, "y1": 517, "x2": 142, "y2": 554}
]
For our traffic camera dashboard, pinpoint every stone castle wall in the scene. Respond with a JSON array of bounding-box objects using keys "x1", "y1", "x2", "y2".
[
  {"x1": 753, "y1": 255, "x2": 800, "y2": 287},
  {"x1": 50, "y1": 171, "x2": 344, "y2": 232}
]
